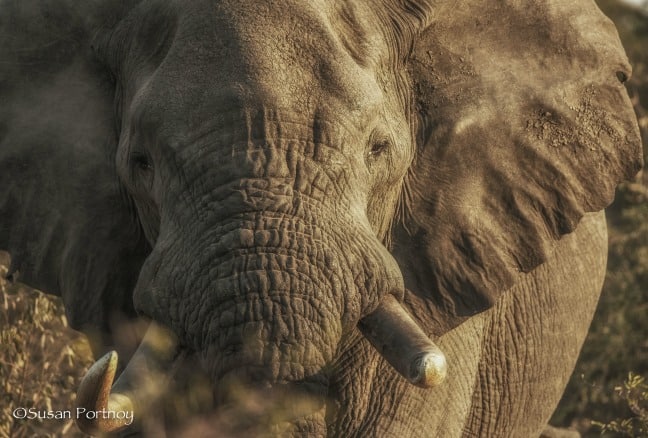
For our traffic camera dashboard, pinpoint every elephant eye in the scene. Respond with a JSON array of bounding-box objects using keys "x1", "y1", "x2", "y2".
[
  {"x1": 616, "y1": 70, "x2": 629, "y2": 83},
  {"x1": 369, "y1": 138, "x2": 390, "y2": 158},
  {"x1": 131, "y1": 152, "x2": 153, "y2": 172}
]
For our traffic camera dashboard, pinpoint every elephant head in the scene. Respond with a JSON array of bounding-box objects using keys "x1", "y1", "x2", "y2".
[{"x1": 0, "y1": 0, "x2": 642, "y2": 435}]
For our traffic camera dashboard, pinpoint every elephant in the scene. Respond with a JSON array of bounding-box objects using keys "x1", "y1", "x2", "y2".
[{"x1": 0, "y1": 0, "x2": 643, "y2": 436}]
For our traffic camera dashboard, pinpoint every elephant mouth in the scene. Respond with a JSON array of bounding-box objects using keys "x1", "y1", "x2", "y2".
[{"x1": 75, "y1": 295, "x2": 447, "y2": 434}]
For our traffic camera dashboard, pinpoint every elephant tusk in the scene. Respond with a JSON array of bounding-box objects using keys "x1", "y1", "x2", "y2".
[
  {"x1": 75, "y1": 321, "x2": 179, "y2": 435},
  {"x1": 358, "y1": 294, "x2": 447, "y2": 388},
  {"x1": 75, "y1": 351, "x2": 135, "y2": 434}
]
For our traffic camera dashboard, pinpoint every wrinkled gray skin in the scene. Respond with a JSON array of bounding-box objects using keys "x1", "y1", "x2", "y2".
[{"x1": 0, "y1": 0, "x2": 643, "y2": 436}]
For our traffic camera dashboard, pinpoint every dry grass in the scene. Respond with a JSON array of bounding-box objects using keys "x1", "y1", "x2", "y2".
[{"x1": 0, "y1": 254, "x2": 93, "y2": 438}]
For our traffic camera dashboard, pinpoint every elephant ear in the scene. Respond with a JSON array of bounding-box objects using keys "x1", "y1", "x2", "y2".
[
  {"x1": 0, "y1": 1, "x2": 148, "y2": 335},
  {"x1": 390, "y1": 0, "x2": 643, "y2": 334}
]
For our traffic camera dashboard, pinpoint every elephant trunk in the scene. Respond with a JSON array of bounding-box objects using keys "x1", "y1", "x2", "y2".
[{"x1": 191, "y1": 251, "x2": 346, "y2": 435}]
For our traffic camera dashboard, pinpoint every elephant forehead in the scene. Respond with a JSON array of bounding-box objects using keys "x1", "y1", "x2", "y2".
[{"x1": 119, "y1": 0, "x2": 390, "y2": 133}]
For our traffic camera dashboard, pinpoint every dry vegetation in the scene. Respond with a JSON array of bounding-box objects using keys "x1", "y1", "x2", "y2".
[
  {"x1": 0, "y1": 1, "x2": 647, "y2": 437},
  {"x1": 0, "y1": 253, "x2": 93, "y2": 437}
]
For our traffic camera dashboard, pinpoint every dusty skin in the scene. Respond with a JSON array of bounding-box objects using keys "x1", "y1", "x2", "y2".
[{"x1": 0, "y1": 0, "x2": 643, "y2": 437}]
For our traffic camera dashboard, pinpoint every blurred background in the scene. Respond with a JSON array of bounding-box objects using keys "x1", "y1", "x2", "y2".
[{"x1": 1, "y1": 0, "x2": 647, "y2": 436}]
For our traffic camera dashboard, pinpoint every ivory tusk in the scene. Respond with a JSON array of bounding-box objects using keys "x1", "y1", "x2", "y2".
[
  {"x1": 75, "y1": 351, "x2": 135, "y2": 434},
  {"x1": 358, "y1": 294, "x2": 447, "y2": 388},
  {"x1": 75, "y1": 321, "x2": 179, "y2": 435}
]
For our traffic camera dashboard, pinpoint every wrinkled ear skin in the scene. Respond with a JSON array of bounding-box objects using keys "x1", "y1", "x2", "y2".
[
  {"x1": 0, "y1": 1, "x2": 148, "y2": 340},
  {"x1": 392, "y1": 0, "x2": 643, "y2": 335}
]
